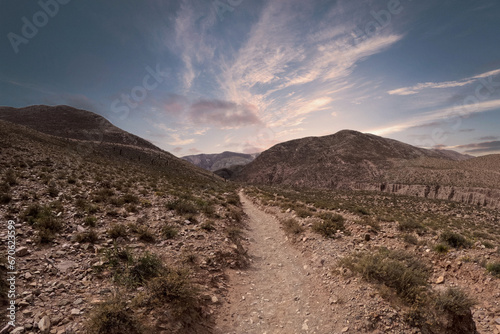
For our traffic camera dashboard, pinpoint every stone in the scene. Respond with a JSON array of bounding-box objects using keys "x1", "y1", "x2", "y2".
[
  {"x1": 16, "y1": 247, "x2": 29, "y2": 257},
  {"x1": 495, "y1": 317, "x2": 500, "y2": 325},
  {"x1": 70, "y1": 308, "x2": 80, "y2": 316},
  {"x1": 329, "y1": 295, "x2": 339, "y2": 304},
  {"x1": 211, "y1": 296, "x2": 219, "y2": 303},
  {"x1": 436, "y1": 276, "x2": 445, "y2": 284},
  {"x1": 39, "y1": 315, "x2": 51, "y2": 333},
  {"x1": 11, "y1": 327, "x2": 25, "y2": 334},
  {"x1": 342, "y1": 326, "x2": 349, "y2": 332}
]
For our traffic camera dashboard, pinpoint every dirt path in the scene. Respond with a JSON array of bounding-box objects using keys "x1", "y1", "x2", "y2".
[{"x1": 214, "y1": 191, "x2": 343, "y2": 334}]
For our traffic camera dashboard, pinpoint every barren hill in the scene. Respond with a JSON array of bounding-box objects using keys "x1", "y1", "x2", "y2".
[
  {"x1": 182, "y1": 151, "x2": 258, "y2": 171},
  {"x1": 0, "y1": 105, "x2": 158, "y2": 151},
  {"x1": 236, "y1": 130, "x2": 500, "y2": 208},
  {"x1": 236, "y1": 130, "x2": 468, "y2": 186}
]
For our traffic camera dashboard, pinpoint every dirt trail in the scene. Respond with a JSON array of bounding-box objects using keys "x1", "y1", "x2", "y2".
[{"x1": 214, "y1": 191, "x2": 343, "y2": 334}]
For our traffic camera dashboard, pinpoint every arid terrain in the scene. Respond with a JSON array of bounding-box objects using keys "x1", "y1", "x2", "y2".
[{"x1": 0, "y1": 106, "x2": 499, "y2": 334}]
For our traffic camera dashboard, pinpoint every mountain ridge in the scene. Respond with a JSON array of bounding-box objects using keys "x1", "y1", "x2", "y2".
[
  {"x1": 0, "y1": 105, "x2": 158, "y2": 151},
  {"x1": 182, "y1": 151, "x2": 259, "y2": 171}
]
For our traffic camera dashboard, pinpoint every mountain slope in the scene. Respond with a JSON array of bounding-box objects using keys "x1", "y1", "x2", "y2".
[
  {"x1": 237, "y1": 130, "x2": 469, "y2": 187},
  {"x1": 0, "y1": 105, "x2": 158, "y2": 150},
  {"x1": 236, "y1": 130, "x2": 500, "y2": 208},
  {"x1": 182, "y1": 151, "x2": 258, "y2": 171},
  {"x1": 0, "y1": 115, "x2": 245, "y2": 332}
]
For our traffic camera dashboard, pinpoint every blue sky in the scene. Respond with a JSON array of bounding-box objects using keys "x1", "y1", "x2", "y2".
[{"x1": 1, "y1": 0, "x2": 500, "y2": 156}]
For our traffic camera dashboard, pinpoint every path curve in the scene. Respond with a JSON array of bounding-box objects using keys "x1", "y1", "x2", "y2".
[{"x1": 214, "y1": 191, "x2": 340, "y2": 334}]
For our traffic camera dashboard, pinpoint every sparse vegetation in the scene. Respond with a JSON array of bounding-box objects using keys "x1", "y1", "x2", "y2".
[
  {"x1": 434, "y1": 243, "x2": 449, "y2": 253},
  {"x1": 107, "y1": 224, "x2": 127, "y2": 240},
  {"x1": 311, "y1": 212, "x2": 345, "y2": 238},
  {"x1": 281, "y1": 218, "x2": 304, "y2": 235},
  {"x1": 86, "y1": 298, "x2": 143, "y2": 334},
  {"x1": 340, "y1": 248, "x2": 429, "y2": 303},
  {"x1": 74, "y1": 229, "x2": 98, "y2": 243},
  {"x1": 161, "y1": 223, "x2": 179, "y2": 239},
  {"x1": 486, "y1": 261, "x2": 500, "y2": 277},
  {"x1": 440, "y1": 231, "x2": 471, "y2": 249}
]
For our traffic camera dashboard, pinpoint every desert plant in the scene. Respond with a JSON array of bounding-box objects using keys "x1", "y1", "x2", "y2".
[
  {"x1": 200, "y1": 221, "x2": 215, "y2": 232},
  {"x1": 86, "y1": 298, "x2": 143, "y2": 334},
  {"x1": 84, "y1": 216, "x2": 97, "y2": 227},
  {"x1": 107, "y1": 224, "x2": 127, "y2": 239},
  {"x1": 312, "y1": 213, "x2": 344, "y2": 238},
  {"x1": 486, "y1": 261, "x2": 500, "y2": 277},
  {"x1": 47, "y1": 181, "x2": 59, "y2": 197},
  {"x1": 340, "y1": 248, "x2": 429, "y2": 303},
  {"x1": 161, "y1": 223, "x2": 179, "y2": 239},
  {"x1": 74, "y1": 229, "x2": 98, "y2": 244},
  {"x1": 402, "y1": 234, "x2": 419, "y2": 245},
  {"x1": 166, "y1": 199, "x2": 197, "y2": 215},
  {"x1": 128, "y1": 252, "x2": 163, "y2": 285},
  {"x1": 434, "y1": 243, "x2": 449, "y2": 253},
  {"x1": 398, "y1": 219, "x2": 425, "y2": 233},
  {"x1": 4, "y1": 169, "x2": 17, "y2": 186},
  {"x1": 282, "y1": 218, "x2": 304, "y2": 235},
  {"x1": 137, "y1": 226, "x2": 155, "y2": 243},
  {"x1": 440, "y1": 231, "x2": 471, "y2": 249},
  {"x1": 147, "y1": 268, "x2": 198, "y2": 315},
  {"x1": 433, "y1": 287, "x2": 475, "y2": 316},
  {"x1": 295, "y1": 207, "x2": 312, "y2": 218}
]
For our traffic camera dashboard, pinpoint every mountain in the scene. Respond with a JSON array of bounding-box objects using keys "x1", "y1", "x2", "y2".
[
  {"x1": 182, "y1": 151, "x2": 259, "y2": 171},
  {"x1": 0, "y1": 105, "x2": 219, "y2": 183},
  {"x1": 236, "y1": 130, "x2": 469, "y2": 186},
  {"x1": 0, "y1": 108, "x2": 245, "y2": 332},
  {"x1": 0, "y1": 105, "x2": 158, "y2": 150},
  {"x1": 235, "y1": 130, "x2": 500, "y2": 208}
]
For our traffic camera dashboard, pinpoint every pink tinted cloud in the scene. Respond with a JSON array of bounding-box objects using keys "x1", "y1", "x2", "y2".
[{"x1": 189, "y1": 99, "x2": 262, "y2": 128}]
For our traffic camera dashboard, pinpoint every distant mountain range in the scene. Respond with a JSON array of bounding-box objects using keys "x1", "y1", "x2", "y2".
[
  {"x1": 2, "y1": 105, "x2": 498, "y2": 208},
  {"x1": 182, "y1": 151, "x2": 259, "y2": 171}
]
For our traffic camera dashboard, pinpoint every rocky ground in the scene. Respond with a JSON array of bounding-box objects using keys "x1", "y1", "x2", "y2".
[
  {"x1": 218, "y1": 187, "x2": 500, "y2": 334},
  {"x1": 0, "y1": 121, "x2": 248, "y2": 334}
]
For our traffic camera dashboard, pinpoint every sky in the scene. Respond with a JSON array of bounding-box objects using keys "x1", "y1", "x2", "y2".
[{"x1": 1, "y1": 0, "x2": 500, "y2": 156}]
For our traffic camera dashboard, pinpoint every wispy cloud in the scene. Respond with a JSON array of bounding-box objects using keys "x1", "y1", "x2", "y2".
[
  {"x1": 217, "y1": 0, "x2": 403, "y2": 132},
  {"x1": 369, "y1": 99, "x2": 500, "y2": 136},
  {"x1": 453, "y1": 140, "x2": 500, "y2": 154},
  {"x1": 388, "y1": 68, "x2": 500, "y2": 95}
]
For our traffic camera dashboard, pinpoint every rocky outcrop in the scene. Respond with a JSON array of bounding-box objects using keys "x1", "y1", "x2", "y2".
[{"x1": 349, "y1": 183, "x2": 500, "y2": 209}]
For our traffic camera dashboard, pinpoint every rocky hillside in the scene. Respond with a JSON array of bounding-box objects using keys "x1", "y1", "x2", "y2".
[
  {"x1": 0, "y1": 118, "x2": 248, "y2": 333},
  {"x1": 237, "y1": 130, "x2": 469, "y2": 186},
  {"x1": 182, "y1": 151, "x2": 258, "y2": 171},
  {"x1": 235, "y1": 130, "x2": 500, "y2": 208},
  {"x1": 0, "y1": 105, "x2": 158, "y2": 151}
]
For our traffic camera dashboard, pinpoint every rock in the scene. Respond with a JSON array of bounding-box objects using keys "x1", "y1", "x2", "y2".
[
  {"x1": 16, "y1": 247, "x2": 29, "y2": 257},
  {"x1": 495, "y1": 317, "x2": 500, "y2": 325},
  {"x1": 329, "y1": 295, "x2": 339, "y2": 304},
  {"x1": 436, "y1": 276, "x2": 445, "y2": 284},
  {"x1": 55, "y1": 260, "x2": 76, "y2": 273},
  {"x1": 211, "y1": 296, "x2": 219, "y2": 303},
  {"x1": 11, "y1": 327, "x2": 25, "y2": 334},
  {"x1": 39, "y1": 315, "x2": 51, "y2": 333},
  {"x1": 70, "y1": 308, "x2": 81, "y2": 316},
  {"x1": 76, "y1": 225, "x2": 86, "y2": 233},
  {"x1": 342, "y1": 326, "x2": 349, "y2": 332}
]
